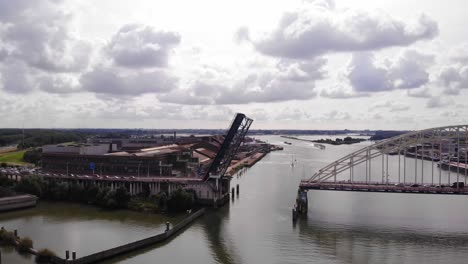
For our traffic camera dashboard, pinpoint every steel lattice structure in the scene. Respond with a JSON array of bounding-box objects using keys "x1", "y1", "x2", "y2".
[
  {"x1": 305, "y1": 125, "x2": 468, "y2": 185},
  {"x1": 203, "y1": 113, "x2": 253, "y2": 181}
]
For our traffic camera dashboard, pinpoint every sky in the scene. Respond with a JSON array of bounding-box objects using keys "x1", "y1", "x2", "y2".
[{"x1": 0, "y1": 0, "x2": 467, "y2": 130}]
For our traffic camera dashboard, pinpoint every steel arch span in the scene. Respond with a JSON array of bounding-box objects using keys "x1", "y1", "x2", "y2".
[{"x1": 299, "y1": 125, "x2": 468, "y2": 194}]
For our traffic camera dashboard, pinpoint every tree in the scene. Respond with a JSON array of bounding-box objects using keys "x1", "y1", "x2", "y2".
[
  {"x1": 85, "y1": 185, "x2": 99, "y2": 204},
  {"x1": 23, "y1": 148, "x2": 42, "y2": 164},
  {"x1": 115, "y1": 187, "x2": 131, "y2": 208},
  {"x1": 166, "y1": 188, "x2": 195, "y2": 212},
  {"x1": 15, "y1": 176, "x2": 43, "y2": 197}
]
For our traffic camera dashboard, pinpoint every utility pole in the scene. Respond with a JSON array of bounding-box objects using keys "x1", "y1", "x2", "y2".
[
  {"x1": 22, "y1": 126, "x2": 25, "y2": 149},
  {"x1": 138, "y1": 161, "x2": 142, "y2": 177},
  {"x1": 159, "y1": 160, "x2": 162, "y2": 176}
]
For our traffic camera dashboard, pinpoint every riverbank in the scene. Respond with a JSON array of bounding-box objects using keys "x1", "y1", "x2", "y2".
[
  {"x1": 227, "y1": 152, "x2": 267, "y2": 176},
  {"x1": 312, "y1": 137, "x2": 367, "y2": 145},
  {"x1": 280, "y1": 136, "x2": 326, "y2": 149},
  {"x1": 0, "y1": 201, "x2": 189, "y2": 264},
  {"x1": 0, "y1": 194, "x2": 37, "y2": 212}
]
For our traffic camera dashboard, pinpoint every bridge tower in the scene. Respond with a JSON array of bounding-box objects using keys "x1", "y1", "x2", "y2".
[{"x1": 200, "y1": 113, "x2": 253, "y2": 206}]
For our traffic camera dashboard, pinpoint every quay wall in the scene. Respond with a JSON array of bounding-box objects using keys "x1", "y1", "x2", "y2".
[
  {"x1": 0, "y1": 194, "x2": 37, "y2": 212},
  {"x1": 50, "y1": 208, "x2": 205, "y2": 264}
]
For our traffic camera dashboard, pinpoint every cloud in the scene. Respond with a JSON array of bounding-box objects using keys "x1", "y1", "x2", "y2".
[
  {"x1": 322, "y1": 110, "x2": 351, "y2": 121},
  {"x1": 439, "y1": 65, "x2": 468, "y2": 95},
  {"x1": 247, "y1": 2, "x2": 438, "y2": 59},
  {"x1": 159, "y1": 58, "x2": 326, "y2": 104},
  {"x1": 426, "y1": 97, "x2": 451, "y2": 108},
  {"x1": 0, "y1": 60, "x2": 36, "y2": 94},
  {"x1": 371, "y1": 101, "x2": 410, "y2": 112},
  {"x1": 81, "y1": 68, "x2": 177, "y2": 96},
  {"x1": 0, "y1": 0, "x2": 91, "y2": 73},
  {"x1": 407, "y1": 87, "x2": 432, "y2": 98},
  {"x1": 448, "y1": 43, "x2": 468, "y2": 63},
  {"x1": 390, "y1": 50, "x2": 434, "y2": 89},
  {"x1": 234, "y1": 27, "x2": 250, "y2": 44},
  {"x1": 106, "y1": 24, "x2": 181, "y2": 68},
  {"x1": 79, "y1": 25, "x2": 182, "y2": 97},
  {"x1": 38, "y1": 76, "x2": 81, "y2": 94},
  {"x1": 347, "y1": 52, "x2": 393, "y2": 92},
  {"x1": 346, "y1": 50, "x2": 434, "y2": 93},
  {"x1": 320, "y1": 86, "x2": 368, "y2": 99},
  {"x1": 0, "y1": 0, "x2": 91, "y2": 94}
]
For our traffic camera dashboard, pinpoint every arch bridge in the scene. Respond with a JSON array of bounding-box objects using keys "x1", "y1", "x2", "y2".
[{"x1": 294, "y1": 125, "x2": 468, "y2": 216}]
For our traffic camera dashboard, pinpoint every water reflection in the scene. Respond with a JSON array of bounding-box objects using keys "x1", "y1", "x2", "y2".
[
  {"x1": 200, "y1": 208, "x2": 240, "y2": 264},
  {"x1": 298, "y1": 217, "x2": 468, "y2": 264}
]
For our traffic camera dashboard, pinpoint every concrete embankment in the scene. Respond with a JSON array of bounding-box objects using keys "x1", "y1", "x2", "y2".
[
  {"x1": 227, "y1": 152, "x2": 266, "y2": 175},
  {"x1": 0, "y1": 194, "x2": 37, "y2": 212},
  {"x1": 49, "y1": 208, "x2": 205, "y2": 264}
]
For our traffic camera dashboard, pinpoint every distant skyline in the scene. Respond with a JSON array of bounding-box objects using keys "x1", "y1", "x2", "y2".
[{"x1": 0, "y1": 0, "x2": 467, "y2": 130}]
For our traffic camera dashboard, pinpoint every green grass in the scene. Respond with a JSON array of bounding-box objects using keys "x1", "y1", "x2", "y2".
[{"x1": 0, "y1": 150, "x2": 32, "y2": 166}]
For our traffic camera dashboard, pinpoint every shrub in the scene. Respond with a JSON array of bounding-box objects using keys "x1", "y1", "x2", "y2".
[
  {"x1": 0, "y1": 162, "x2": 6, "y2": 167},
  {"x1": 115, "y1": 186, "x2": 131, "y2": 208},
  {"x1": 17, "y1": 237, "x2": 33, "y2": 253},
  {"x1": 0, "y1": 229, "x2": 17, "y2": 246},
  {"x1": 0, "y1": 186, "x2": 15, "y2": 198},
  {"x1": 36, "y1": 248, "x2": 57, "y2": 263},
  {"x1": 15, "y1": 176, "x2": 43, "y2": 197},
  {"x1": 166, "y1": 188, "x2": 195, "y2": 212},
  {"x1": 0, "y1": 175, "x2": 14, "y2": 187}
]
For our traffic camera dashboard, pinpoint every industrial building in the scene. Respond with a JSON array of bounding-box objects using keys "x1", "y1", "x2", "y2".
[{"x1": 41, "y1": 136, "x2": 224, "y2": 178}]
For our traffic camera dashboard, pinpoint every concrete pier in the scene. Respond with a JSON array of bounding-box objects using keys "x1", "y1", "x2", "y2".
[{"x1": 49, "y1": 209, "x2": 205, "y2": 264}]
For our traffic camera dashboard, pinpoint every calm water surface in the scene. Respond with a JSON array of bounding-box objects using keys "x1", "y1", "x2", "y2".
[{"x1": 2, "y1": 135, "x2": 468, "y2": 264}]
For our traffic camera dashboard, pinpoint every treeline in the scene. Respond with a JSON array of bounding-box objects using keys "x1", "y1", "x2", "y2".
[
  {"x1": 370, "y1": 131, "x2": 408, "y2": 141},
  {"x1": 0, "y1": 175, "x2": 195, "y2": 212},
  {"x1": 313, "y1": 137, "x2": 367, "y2": 145},
  {"x1": 0, "y1": 129, "x2": 92, "y2": 148}
]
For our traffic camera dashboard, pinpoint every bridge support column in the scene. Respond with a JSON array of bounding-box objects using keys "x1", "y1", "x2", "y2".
[{"x1": 296, "y1": 189, "x2": 308, "y2": 215}]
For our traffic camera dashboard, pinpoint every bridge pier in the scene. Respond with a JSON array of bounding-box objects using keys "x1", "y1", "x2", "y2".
[{"x1": 296, "y1": 189, "x2": 308, "y2": 215}]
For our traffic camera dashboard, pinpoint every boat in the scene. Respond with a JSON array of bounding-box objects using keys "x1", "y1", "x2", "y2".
[{"x1": 284, "y1": 141, "x2": 292, "y2": 145}]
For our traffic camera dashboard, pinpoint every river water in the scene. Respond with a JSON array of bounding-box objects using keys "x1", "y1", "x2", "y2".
[{"x1": 2, "y1": 135, "x2": 468, "y2": 264}]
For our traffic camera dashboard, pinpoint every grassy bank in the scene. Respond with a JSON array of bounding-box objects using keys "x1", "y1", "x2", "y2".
[{"x1": 0, "y1": 150, "x2": 33, "y2": 166}]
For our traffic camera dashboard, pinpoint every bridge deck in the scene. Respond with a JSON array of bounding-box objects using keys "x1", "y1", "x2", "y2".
[{"x1": 300, "y1": 181, "x2": 468, "y2": 195}]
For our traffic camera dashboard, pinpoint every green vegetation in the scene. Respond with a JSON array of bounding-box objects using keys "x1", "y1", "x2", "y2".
[
  {"x1": 0, "y1": 227, "x2": 16, "y2": 246},
  {"x1": 23, "y1": 148, "x2": 42, "y2": 165},
  {"x1": 167, "y1": 189, "x2": 196, "y2": 212},
  {"x1": 0, "y1": 150, "x2": 32, "y2": 166},
  {"x1": 0, "y1": 129, "x2": 91, "y2": 149},
  {"x1": 1, "y1": 174, "x2": 196, "y2": 212},
  {"x1": 0, "y1": 186, "x2": 16, "y2": 198},
  {"x1": 128, "y1": 195, "x2": 160, "y2": 212},
  {"x1": 36, "y1": 248, "x2": 57, "y2": 263},
  {"x1": 17, "y1": 237, "x2": 33, "y2": 253},
  {"x1": 313, "y1": 137, "x2": 367, "y2": 145}
]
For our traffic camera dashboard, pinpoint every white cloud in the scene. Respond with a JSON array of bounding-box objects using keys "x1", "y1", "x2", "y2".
[
  {"x1": 81, "y1": 68, "x2": 177, "y2": 96},
  {"x1": 346, "y1": 50, "x2": 434, "y2": 93},
  {"x1": 159, "y1": 57, "x2": 326, "y2": 104},
  {"x1": 247, "y1": 2, "x2": 438, "y2": 59},
  {"x1": 106, "y1": 24, "x2": 181, "y2": 68},
  {"x1": 426, "y1": 97, "x2": 451, "y2": 108}
]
